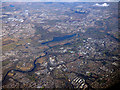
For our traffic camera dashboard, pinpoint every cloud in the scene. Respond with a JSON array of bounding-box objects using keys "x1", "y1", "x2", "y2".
[{"x1": 94, "y1": 3, "x2": 109, "y2": 7}]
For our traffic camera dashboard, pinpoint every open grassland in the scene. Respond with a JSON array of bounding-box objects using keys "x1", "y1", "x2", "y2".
[{"x1": 3, "y1": 38, "x2": 31, "y2": 51}]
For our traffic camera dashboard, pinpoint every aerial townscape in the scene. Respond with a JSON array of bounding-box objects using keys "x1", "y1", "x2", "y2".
[{"x1": 1, "y1": 2, "x2": 120, "y2": 89}]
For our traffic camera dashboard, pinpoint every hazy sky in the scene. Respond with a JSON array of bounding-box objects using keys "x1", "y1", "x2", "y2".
[{"x1": 1, "y1": 0, "x2": 120, "y2": 2}]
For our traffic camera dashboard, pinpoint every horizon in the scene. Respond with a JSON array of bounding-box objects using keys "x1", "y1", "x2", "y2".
[{"x1": 1, "y1": 0, "x2": 120, "y2": 2}]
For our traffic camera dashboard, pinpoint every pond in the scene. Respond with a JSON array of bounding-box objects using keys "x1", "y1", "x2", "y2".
[{"x1": 41, "y1": 34, "x2": 76, "y2": 45}]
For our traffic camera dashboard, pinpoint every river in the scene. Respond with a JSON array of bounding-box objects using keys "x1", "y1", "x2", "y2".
[{"x1": 2, "y1": 51, "x2": 47, "y2": 83}]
